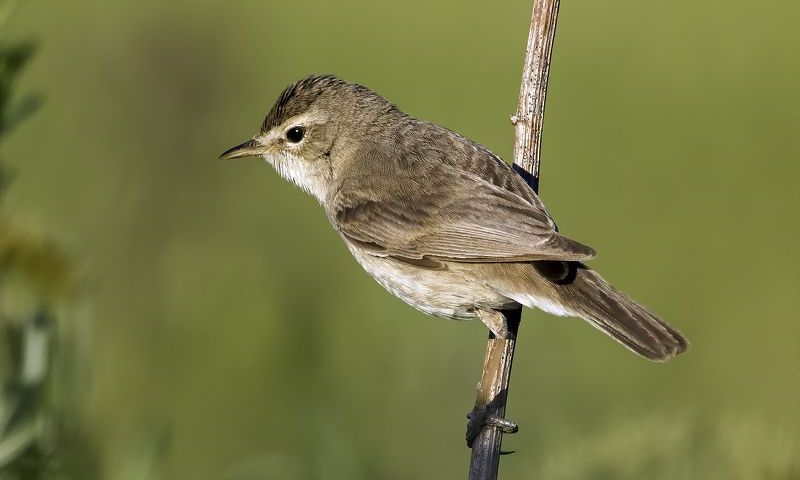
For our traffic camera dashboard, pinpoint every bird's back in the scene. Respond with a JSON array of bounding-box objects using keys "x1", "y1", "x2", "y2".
[{"x1": 390, "y1": 116, "x2": 546, "y2": 209}]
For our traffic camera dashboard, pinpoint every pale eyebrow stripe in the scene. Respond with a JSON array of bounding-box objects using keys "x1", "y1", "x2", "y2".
[{"x1": 257, "y1": 112, "x2": 328, "y2": 144}]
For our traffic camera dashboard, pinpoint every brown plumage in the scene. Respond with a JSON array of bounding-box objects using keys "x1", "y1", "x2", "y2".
[{"x1": 221, "y1": 75, "x2": 688, "y2": 362}]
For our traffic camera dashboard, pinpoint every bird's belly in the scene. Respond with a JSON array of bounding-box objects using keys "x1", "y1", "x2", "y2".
[{"x1": 347, "y1": 246, "x2": 514, "y2": 319}]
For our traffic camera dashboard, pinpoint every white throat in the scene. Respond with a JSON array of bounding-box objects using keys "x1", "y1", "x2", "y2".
[{"x1": 265, "y1": 152, "x2": 328, "y2": 203}]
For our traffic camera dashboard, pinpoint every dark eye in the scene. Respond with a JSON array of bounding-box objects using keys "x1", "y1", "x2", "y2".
[{"x1": 286, "y1": 126, "x2": 305, "y2": 143}]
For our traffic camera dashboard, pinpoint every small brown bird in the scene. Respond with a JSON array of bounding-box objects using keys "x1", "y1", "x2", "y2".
[{"x1": 221, "y1": 75, "x2": 687, "y2": 362}]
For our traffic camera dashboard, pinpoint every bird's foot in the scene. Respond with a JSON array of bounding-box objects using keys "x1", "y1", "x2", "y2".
[{"x1": 465, "y1": 405, "x2": 519, "y2": 449}]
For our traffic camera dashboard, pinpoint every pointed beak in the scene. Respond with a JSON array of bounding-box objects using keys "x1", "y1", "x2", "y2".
[{"x1": 219, "y1": 139, "x2": 264, "y2": 160}]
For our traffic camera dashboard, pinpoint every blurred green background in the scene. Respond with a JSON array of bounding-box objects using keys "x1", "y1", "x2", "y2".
[{"x1": 1, "y1": 0, "x2": 797, "y2": 478}]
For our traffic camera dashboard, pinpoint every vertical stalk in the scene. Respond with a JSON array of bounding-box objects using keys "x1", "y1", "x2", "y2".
[{"x1": 467, "y1": 1, "x2": 561, "y2": 478}]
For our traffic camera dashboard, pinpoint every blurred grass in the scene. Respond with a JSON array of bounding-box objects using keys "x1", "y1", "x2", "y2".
[
  {"x1": 529, "y1": 413, "x2": 796, "y2": 480},
  {"x1": 0, "y1": 0, "x2": 798, "y2": 478}
]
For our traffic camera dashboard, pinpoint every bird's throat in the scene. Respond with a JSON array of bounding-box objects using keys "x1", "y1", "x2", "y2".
[{"x1": 265, "y1": 152, "x2": 329, "y2": 203}]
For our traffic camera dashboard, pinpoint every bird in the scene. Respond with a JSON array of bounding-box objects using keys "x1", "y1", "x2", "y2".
[{"x1": 221, "y1": 74, "x2": 688, "y2": 361}]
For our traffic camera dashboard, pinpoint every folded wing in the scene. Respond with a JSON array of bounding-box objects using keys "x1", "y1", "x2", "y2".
[{"x1": 333, "y1": 168, "x2": 595, "y2": 263}]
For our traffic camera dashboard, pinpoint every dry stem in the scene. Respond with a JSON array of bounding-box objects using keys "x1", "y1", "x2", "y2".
[{"x1": 467, "y1": 1, "x2": 561, "y2": 479}]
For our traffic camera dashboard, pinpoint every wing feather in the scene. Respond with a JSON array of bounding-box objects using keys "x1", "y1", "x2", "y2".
[{"x1": 333, "y1": 167, "x2": 595, "y2": 263}]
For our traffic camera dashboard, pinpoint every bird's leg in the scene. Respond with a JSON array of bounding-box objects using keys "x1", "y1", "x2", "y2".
[
  {"x1": 465, "y1": 309, "x2": 519, "y2": 448},
  {"x1": 475, "y1": 308, "x2": 510, "y2": 339}
]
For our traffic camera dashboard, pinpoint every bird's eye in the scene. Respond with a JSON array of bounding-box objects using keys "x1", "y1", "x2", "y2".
[{"x1": 286, "y1": 126, "x2": 305, "y2": 143}]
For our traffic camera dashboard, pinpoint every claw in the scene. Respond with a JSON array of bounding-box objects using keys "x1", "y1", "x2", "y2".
[
  {"x1": 466, "y1": 406, "x2": 519, "y2": 448},
  {"x1": 485, "y1": 415, "x2": 519, "y2": 433}
]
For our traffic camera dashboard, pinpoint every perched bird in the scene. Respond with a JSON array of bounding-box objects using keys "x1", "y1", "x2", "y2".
[{"x1": 221, "y1": 75, "x2": 688, "y2": 362}]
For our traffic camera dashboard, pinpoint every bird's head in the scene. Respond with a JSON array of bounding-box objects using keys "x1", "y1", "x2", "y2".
[{"x1": 220, "y1": 75, "x2": 398, "y2": 202}]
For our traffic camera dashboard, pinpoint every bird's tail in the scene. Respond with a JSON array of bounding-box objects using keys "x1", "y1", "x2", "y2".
[{"x1": 508, "y1": 262, "x2": 688, "y2": 362}]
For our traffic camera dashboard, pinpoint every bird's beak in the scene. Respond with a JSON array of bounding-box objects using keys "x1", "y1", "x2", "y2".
[{"x1": 219, "y1": 139, "x2": 264, "y2": 160}]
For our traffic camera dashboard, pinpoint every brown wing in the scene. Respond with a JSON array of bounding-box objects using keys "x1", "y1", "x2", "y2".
[{"x1": 332, "y1": 167, "x2": 595, "y2": 263}]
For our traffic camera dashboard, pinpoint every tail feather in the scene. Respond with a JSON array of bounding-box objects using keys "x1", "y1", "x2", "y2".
[{"x1": 512, "y1": 262, "x2": 688, "y2": 362}]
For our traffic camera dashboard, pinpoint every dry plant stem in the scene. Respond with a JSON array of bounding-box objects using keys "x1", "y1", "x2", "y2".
[
  {"x1": 468, "y1": 1, "x2": 561, "y2": 479},
  {"x1": 468, "y1": 310, "x2": 521, "y2": 479},
  {"x1": 512, "y1": 0, "x2": 561, "y2": 183}
]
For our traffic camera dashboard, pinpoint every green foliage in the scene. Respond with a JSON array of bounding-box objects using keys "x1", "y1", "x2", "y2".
[
  {"x1": 0, "y1": 6, "x2": 103, "y2": 480},
  {"x1": 0, "y1": 41, "x2": 36, "y2": 140},
  {"x1": 0, "y1": 12, "x2": 52, "y2": 479},
  {"x1": 0, "y1": 9, "x2": 37, "y2": 200}
]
